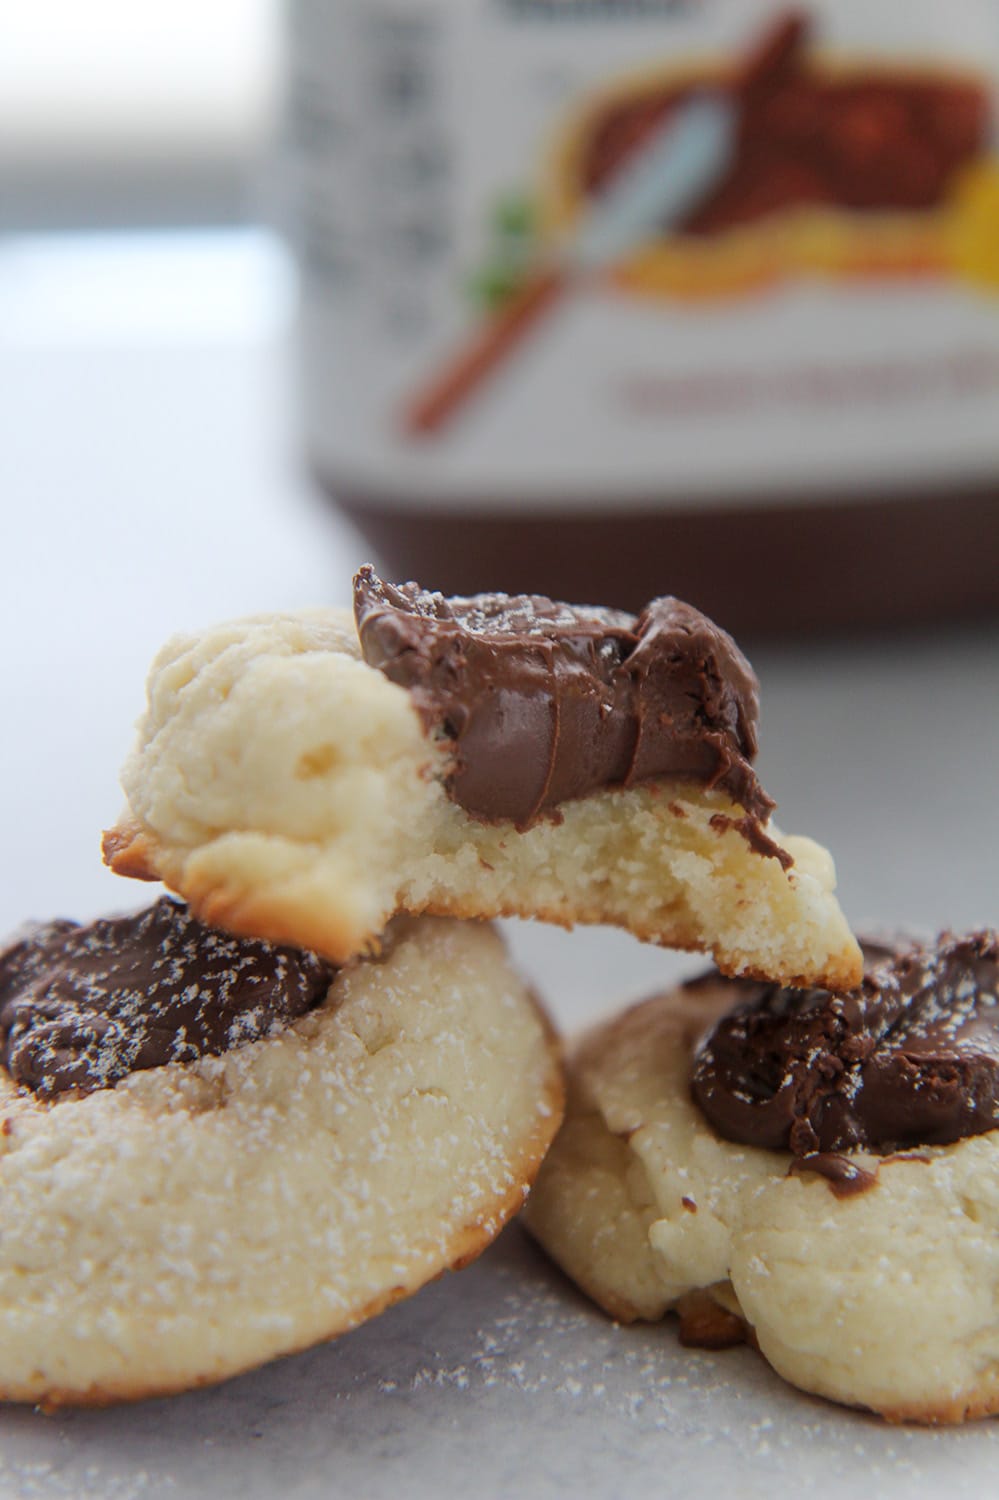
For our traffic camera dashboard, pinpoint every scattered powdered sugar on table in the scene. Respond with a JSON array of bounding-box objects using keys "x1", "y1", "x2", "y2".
[
  {"x1": 0, "y1": 1451, "x2": 171, "y2": 1500},
  {"x1": 0, "y1": 1230, "x2": 997, "y2": 1500},
  {"x1": 337, "y1": 1237, "x2": 999, "y2": 1495}
]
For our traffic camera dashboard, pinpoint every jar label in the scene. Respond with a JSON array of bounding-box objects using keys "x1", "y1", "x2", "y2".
[{"x1": 289, "y1": 0, "x2": 999, "y2": 512}]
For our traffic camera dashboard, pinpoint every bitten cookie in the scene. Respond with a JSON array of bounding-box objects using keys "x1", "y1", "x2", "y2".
[
  {"x1": 0, "y1": 903, "x2": 562, "y2": 1406},
  {"x1": 103, "y1": 570, "x2": 860, "y2": 991},
  {"x1": 525, "y1": 933, "x2": 999, "y2": 1424}
]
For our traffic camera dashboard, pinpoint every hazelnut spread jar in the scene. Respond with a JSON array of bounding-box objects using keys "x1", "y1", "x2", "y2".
[{"x1": 287, "y1": 0, "x2": 999, "y2": 632}]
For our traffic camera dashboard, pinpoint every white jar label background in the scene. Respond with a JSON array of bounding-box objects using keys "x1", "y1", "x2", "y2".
[{"x1": 288, "y1": 0, "x2": 999, "y2": 512}]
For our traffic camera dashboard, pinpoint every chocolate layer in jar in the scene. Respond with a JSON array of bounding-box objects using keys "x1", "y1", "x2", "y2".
[
  {"x1": 333, "y1": 488, "x2": 999, "y2": 638},
  {"x1": 691, "y1": 930, "x2": 999, "y2": 1161},
  {"x1": 0, "y1": 899, "x2": 335, "y2": 1099}
]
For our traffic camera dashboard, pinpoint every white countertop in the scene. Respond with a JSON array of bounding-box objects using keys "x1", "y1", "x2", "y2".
[{"x1": 2, "y1": 231, "x2": 999, "y2": 1498}]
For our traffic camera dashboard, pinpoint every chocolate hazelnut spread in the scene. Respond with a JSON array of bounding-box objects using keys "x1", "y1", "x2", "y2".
[
  {"x1": 354, "y1": 567, "x2": 782, "y2": 841},
  {"x1": 691, "y1": 931, "x2": 999, "y2": 1158},
  {"x1": 786, "y1": 1152, "x2": 878, "y2": 1197},
  {"x1": 0, "y1": 900, "x2": 335, "y2": 1099}
]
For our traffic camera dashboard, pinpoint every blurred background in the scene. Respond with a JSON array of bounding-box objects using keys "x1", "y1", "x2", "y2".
[
  {"x1": 6, "y1": 0, "x2": 999, "y2": 634},
  {"x1": 0, "y1": 0, "x2": 279, "y2": 228}
]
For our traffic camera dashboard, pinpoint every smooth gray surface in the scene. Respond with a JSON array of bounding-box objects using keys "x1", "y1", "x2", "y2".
[
  {"x1": 3, "y1": 1230, "x2": 999, "y2": 1500},
  {"x1": 2, "y1": 232, "x2": 998, "y2": 1497}
]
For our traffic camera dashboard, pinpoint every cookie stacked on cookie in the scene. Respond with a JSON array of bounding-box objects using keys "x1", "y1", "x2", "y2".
[
  {"x1": 1, "y1": 567, "x2": 862, "y2": 1409},
  {"x1": 105, "y1": 567, "x2": 860, "y2": 989}
]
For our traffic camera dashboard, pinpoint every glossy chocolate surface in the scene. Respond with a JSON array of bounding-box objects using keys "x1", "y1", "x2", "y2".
[
  {"x1": 691, "y1": 932, "x2": 999, "y2": 1156},
  {"x1": 0, "y1": 899, "x2": 335, "y2": 1099},
  {"x1": 354, "y1": 566, "x2": 774, "y2": 834}
]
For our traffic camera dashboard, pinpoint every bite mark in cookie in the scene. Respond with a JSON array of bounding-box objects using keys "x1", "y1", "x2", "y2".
[{"x1": 102, "y1": 583, "x2": 861, "y2": 988}]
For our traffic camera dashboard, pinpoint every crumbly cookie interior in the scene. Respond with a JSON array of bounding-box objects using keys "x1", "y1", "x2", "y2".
[{"x1": 106, "y1": 610, "x2": 860, "y2": 991}]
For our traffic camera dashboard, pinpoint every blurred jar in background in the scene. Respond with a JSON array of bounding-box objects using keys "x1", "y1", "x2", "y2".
[{"x1": 286, "y1": 0, "x2": 999, "y2": 633}]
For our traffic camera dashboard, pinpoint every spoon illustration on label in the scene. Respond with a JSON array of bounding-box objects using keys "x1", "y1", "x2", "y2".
[{"x1": 401, "y1": 13, "x2": 806, "y2": 438}]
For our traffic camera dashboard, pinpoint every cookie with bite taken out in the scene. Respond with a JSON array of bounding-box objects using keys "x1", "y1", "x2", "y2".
[{"x1": 103, "y1": 569, "x2": 861, "y2": 992}]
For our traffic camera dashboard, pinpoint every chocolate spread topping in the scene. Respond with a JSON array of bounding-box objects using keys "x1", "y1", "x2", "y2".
[
  {"x1": 691, "y1": 932, "x2": 999, "y2": 1157},
  {"x1": 787, "y1": 1153, "x2": 878, "y2": 1198},
  {"x1": 0, "y1": 899, "x2": 335, "y2": 1099},
  {"x1": 354, "y1": 566, "x2": 777, "y2": 836}
]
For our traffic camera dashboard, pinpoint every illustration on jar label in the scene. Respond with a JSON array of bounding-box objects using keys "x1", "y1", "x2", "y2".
[{"x1": 402, "y1": 8, "x2": 999, "y2": 439}]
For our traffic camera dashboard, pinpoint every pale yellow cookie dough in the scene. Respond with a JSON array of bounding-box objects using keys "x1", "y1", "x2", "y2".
[
  {"x1": 525, "y1": 978, "x2": 999, "y2": 1424},
  {"x1": 0, "y1": 916, "x2": 561, "y2": 1407},
  {"x1": 104, "y1": 610, "x2": 860, "y2": 991}
]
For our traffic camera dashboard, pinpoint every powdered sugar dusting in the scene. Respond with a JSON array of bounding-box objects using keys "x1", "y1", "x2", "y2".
[
  {"x1": 693, "y1": 930, "x2": 999, "y2": 1156},
  {"x1": 0, "y1": 899, "x2": 334, "y2": 1099},
  {"x1": 0, "y1": 917, "x2": 559, "y2": 1405}
]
